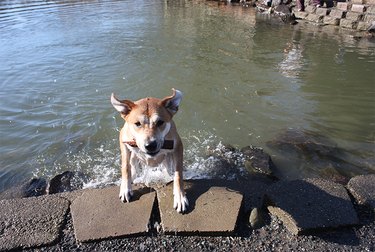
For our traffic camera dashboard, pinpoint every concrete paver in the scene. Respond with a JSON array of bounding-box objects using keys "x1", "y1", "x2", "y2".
[
  {"x1": 0, "y1": 195, "x2": 69, "y2": 251},
  {"x1": 156, "y1": 181, "x2": 243, "y2": 234},
  {"x1": 265, "y1": 178, "x2": 359, "y2": 235},
  {"x1": 70, "y1": 185, "x2": 155, "y2": 242},
  {"x1": 347, "y1": 174, "x2": 375, "y2": 212}
]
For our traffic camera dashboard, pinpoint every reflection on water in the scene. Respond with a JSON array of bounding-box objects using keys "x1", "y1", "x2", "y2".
[{"x1": 0, "y1": 0, "x2": 374, "y2": 192}]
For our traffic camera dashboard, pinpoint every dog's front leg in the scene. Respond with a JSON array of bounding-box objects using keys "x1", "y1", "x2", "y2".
[
  {"x1": 119, "y1": 142, "x2": 133, "y2": 202},
  {"x1": 173, "y1": 143, "x2": 189, "y2": 213}
]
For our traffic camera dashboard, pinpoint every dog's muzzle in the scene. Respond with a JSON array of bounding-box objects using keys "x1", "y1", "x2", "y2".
[{"x1": 144, "y1": 140, "x2": 160, "y2": 156}]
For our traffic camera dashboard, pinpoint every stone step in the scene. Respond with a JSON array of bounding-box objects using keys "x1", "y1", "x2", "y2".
[
  {"x1": 70, "y1": 185, "x2": 156, "y2": 242},
  {"x1": 156, "y1": 182, "x2": 243, "y2": 235},
  {"x1": 0, "y1": 195, "x2": 69, "y2": 251},
  {"x1": 264, "y1": 178, "x2": 359, "y2": 235}
]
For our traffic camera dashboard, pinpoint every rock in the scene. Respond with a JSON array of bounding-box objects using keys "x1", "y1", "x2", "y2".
[
  {"x1": 347, "y1": 174, "x2": 375, "y2": 212},
  {"x1": 368, "y1": 20, "x2": 375, "y2": 32},
  {"x1": 267, "y1": 129, "x2": 340, "y2": 159},
  {"x1": 266, "y1": 129, "x2": 359, "y2": 181},
  {"x1": 204, "y1": 143, "x2": 246, "y2": 180},
  {"x1": 0, "y1": 195, "x2": 69, "y2": 250},
  {"x1": 319, "y1": 166, "x2": 349, "y2": 185},
  {"x1": 70, "y1": 185, "x2": 156, "y2": 242},
  {"x1": 265, "y1": 178, "x2": 359, "y2": 235},
  {"x1": 249, "y1": 207, "x2": 265, "y2": 229},
  {"x1": 47, "y1": 171, "x2": 86, "y2": 194},
  {"x1": 241, "y1": 146, "x2": 275, "y2": 177},
  {"x1": 156, "y1": 182, "x2": 243, "y2": 234},
  {"x1": 0, "y1": 178, "x2": 47, "y2": 200}
]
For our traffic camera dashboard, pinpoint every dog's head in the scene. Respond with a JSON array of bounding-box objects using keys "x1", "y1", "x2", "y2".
[{"x1": 111, "y1": 89, "x2": 182, "y2": 156}]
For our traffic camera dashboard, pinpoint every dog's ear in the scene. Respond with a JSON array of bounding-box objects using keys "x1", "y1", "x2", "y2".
[
  {"x1": 111, "y1": 93, "x2": 135, "y2": 115},
  {"x1": 162, "y1": 88, "x2": 183, "y2": 115}
]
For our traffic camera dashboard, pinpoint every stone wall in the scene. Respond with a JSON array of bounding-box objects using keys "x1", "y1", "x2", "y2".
[{"x1": 293, "y1": 0, "x2": 375, "y2": 31}]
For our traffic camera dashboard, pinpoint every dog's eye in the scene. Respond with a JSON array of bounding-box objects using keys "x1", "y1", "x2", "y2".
[
  {"x1": 156, "y1": 120, "x2": 164, "y2": 127},
  {"x1": 135, "y1": 122, "x2": 141, "y2": 127}
]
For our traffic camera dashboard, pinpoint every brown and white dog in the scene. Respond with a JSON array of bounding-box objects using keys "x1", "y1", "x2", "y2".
[{"x1": 111, "y1": 89, "x2": 188, "y2": 213}]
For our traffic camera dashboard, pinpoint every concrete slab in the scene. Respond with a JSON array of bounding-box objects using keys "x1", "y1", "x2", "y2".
[
  {"x1": 157, "y1": 181, "x2": 243, "y2": 234},
  {"x1": 0, "y1": 195, "x2": 69, "y2": 251},
  {"x1": 265, "y1": 178, "x2": 359, "y2": 235},
  {"x1": 70, "y1": 185, "x2": 155, "y2": 242},
  {"x1": 347, "y1": 174, "x2": 375, "y2": 212}
]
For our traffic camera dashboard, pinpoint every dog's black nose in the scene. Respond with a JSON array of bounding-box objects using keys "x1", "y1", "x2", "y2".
[{"x1": 145, "y1": 141, "x2": 158, "y2": 152}]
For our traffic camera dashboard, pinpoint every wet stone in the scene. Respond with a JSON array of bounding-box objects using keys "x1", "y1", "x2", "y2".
[
  {"x1": 241, "y1": 146, "x2": 275, "y2": 177},
  {"x1": 0, "y1": 178, "x2": 47, "y2": 200},
  {"x1": 47, "y1": 171, "x2": 86, "y2": 194},
  {"x1": 157, "y1": 181, "x2": 243, "y2": 234},
  {"x1": 70, "y1": 185, "x2": 155, "y2": 242},
  {"x1": 0, "y1": 195, "x2": 69, "y2": 251},
  {"x1": 347, "y1": 175, "x2": 375, "y2": 212},
  {"x1": 265, "y1": 178, "x2": 359, "y2": 235}
]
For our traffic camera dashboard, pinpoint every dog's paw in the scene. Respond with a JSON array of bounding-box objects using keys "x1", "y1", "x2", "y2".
[
  {"x1": 119, "y1": 183, "x2": 133, "y2": 203},
  {"x1": 173, "y1": 192, "x2": 189, "y2": 213}
]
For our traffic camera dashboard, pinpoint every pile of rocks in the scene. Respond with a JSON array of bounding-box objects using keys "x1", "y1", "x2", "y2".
[{"x1": 294, "y1": 0, "x2": 375, "y2": 31}]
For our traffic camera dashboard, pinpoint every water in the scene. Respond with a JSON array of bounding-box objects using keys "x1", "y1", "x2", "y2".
[{"x1": 0, "y1": 0, "x2": 374, "y2": 192}]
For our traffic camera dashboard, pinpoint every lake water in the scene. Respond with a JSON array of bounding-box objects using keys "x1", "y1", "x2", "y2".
[{"x1": 0, "y1": 0, "x2": 374, "y2": 192}]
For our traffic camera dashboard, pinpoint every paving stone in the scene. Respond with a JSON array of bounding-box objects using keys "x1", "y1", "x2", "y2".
[
  {"x1": 346, "y1": 11, "x2": 364, "y2": 21},
  {"x1": 352, "y1": 0, "x2": 365, "y2": 4},
  {"x1": 0, "y1": 195, "x2": 69, "y2": 251},
  {"x1": 337, "y1": 2, "x2": 350, "y2": 11},
  {"x1": 265, "y1": 178, "x2": 359, "y2": 235},
  {"x1": 340, "y1": 19, "x2": 359, "y2": 29},
  {"x1": 330, "y1": 9, "x2": 347, "y2": 18},
  {"x1": 351, "y1": 4, "x2": 366, "y2": 13},
  {"x1": 70, "y1": 185, "x2": 155, "y2": 242},
  {"x1": 347, "y1": 175, "x2": 375, "y2": 212},
  {"x1": 323, "y1": 16, "x2": 341, "y2": 25},
  {"x1": 157, "y1": 181, "x2": 243, "y2": 234}
]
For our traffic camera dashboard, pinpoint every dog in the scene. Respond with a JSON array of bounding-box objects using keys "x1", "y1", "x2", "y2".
[{"x1": 111, "y1": 88, "x2": 188, "y2": 213}]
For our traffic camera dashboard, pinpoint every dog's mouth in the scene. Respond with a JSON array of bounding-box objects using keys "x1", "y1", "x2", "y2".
[{"x1": 146, "y1": 150, "x2": 160, "y2": 157}]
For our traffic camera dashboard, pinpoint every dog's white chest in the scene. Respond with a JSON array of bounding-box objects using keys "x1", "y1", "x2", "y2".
[{"x1": 129, "y1": 149, "x2": 175, "y2": 186}]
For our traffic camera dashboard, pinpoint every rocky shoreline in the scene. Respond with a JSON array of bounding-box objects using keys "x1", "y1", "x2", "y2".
[
  {"x1": 228, "y1": 0, "x2": 375, "y2": 35},
  {"x1": 1, "y1": 128, "x2": 374, "y2": 251},
  {"x1": 1, "y1": 173, "x2": 374, "y2": 251}
]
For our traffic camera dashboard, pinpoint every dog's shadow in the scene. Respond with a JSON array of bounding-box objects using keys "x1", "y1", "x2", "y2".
[
  {"x1": 129, "y1": 186, "x2": 156, "y2": 201},
  {"x1": 183, "y1": 180, "x2": 248, "y2": 215}
]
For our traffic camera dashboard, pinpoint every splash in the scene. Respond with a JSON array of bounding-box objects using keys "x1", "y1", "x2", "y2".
[{"x1": 33, "y1": 131, "x2": 247, "y2": 190}]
